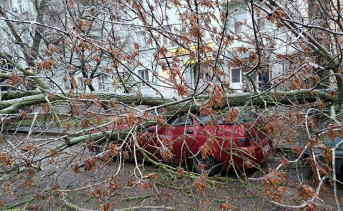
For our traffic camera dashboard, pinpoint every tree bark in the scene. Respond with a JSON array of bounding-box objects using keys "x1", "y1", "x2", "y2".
[{"x1": 0, "y1": 89, "x2": 333, "y2": 114}]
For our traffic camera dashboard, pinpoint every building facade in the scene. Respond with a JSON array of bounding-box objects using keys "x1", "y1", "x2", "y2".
[{"x1": 0, "y1": 0, "x2": 309, "y2": 97}]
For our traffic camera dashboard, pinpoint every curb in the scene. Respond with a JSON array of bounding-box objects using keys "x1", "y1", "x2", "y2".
[{"x1": 6, "y1": 126, "x2": 79, "y2": 136}]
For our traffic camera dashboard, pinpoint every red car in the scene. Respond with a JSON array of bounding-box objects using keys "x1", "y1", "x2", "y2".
[{"x1": 92, "y1": 108, "x2": 273, "y2": 176}]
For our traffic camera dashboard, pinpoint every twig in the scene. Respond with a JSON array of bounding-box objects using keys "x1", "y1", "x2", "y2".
[{"x1": 113, "y1": 206, "x2": 175, "y2": 210}]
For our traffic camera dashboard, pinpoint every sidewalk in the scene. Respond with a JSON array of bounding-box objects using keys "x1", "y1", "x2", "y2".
[{"x1": 6, "y1": 125, "x2": 80, "y2": 136}]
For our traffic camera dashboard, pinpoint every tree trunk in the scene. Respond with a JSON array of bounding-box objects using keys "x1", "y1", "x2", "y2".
[{"x1": 0, "y1": 89, "x2": 332, "y2": 114}]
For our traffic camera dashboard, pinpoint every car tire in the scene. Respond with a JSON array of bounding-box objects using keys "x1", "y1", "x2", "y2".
[{"x1": 190, "y1": 154, "x2": 221, "y2": 176}]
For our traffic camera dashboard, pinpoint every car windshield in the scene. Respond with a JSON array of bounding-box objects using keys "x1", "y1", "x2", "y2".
[
  {"x1": 237, "y1": 111, "x2": 258, "y2": 122},
  {"x1": 167, "y1": 107, "x2": 259, "y2": 126},
  {"x1": 168, "y1": 115, "x2": 193, "y2": 126},
  {"x1": 195, "y1": 114, "x2": 225, "y2": 125},
  {"x1": 196, "y1": 107, "x2": 258, "y2": 125}
]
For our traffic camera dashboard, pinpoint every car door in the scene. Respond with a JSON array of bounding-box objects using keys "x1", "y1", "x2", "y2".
[{"x1": 164, "y1": 115, "x2": 198, "y2": 163}]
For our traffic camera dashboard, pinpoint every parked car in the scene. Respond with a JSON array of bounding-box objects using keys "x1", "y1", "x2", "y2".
[
  {"x1": 301, "y1": 119, "x2": 343, "y2": 177},
  {"x1": 91, "y1": 108, "x2": 273, "y2": 175},
  {"x1": 322, "y1": 135, "x2": 343, "y2": 176},
  {"x1": 306, "y1": 135, "x2": 343, "y2": 177}
]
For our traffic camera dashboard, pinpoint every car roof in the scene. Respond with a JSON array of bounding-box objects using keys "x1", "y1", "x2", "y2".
[{"x1": 323, "y1": 135, "x2": 343, "y2": 149}]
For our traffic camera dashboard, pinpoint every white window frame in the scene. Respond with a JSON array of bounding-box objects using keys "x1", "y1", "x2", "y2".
[
  {"x1": 162, "y1": 25, "x2": 172, "y2": 46},
  {"x1": 136, "y1": 31, "x2": 147, "y2": 48},
  {"x1": 181, "y1": 26, "x2": 189, "y2": 36},
  {"x1": 19, "y1": 2, "x2": 25, "y2": 13},
  {"x1": 63, "y1": 78, "x2": 70, "y2": 90},
  {"x1": 282, "y1": 62, "x2": 290, "y2": 73},
  {"x1": 257, "y1": 12, "x2": 268, "y2": 31},
  {"x1": 234, "y1": 13, "x2": 247, "y2": 34},
  {"x1": 78, "y1": 77, "x2": 87, "y2": 90},
  {"x1": 138, "y1": 69, "x2": 149, "y2": 86},
  {"x1": 231, "y1": 68, "x2": 241, "y2": 84},
  {"x1": 98, "y1": 75, "x2": 107, "y2": 90},
  {"x1": 203, "y1": 68, "x2": 212, "y2": 81},
  {"x1": 184, "y1": 63, "x2": 204, "y2": 88},
  {"x1": 257, "y1": 17, "x2": 266, "y2": 31},
  {"x1": 184, "y1": 69, "x2": 194, "y2": 88}
]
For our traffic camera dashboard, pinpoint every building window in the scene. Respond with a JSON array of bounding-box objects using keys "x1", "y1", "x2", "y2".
[
  {"x1": 64, "y1": 82, "x2": 70, "y2": 90},
  {"x1": 98, "y1": 75, "x2": 107, "y2": 90},
  {"x1": 257, "y1": 12, "x2": 267, "y2": 31},
  {"x1": 0, "y1": 57, "x2": 13, "y2": 70},
  {"x1": 184, "y1": 63, "x2": 203, "y2": 89},
  {"x1": 258, "y1": 69, "x2": 269, "y2": 90},
  {"x1": 63, "y1": 77, "x2": 70, "y2": 89},
  {"x1": 138, "y1": 69, "x2": 149, "y2": 86},
  {"x1": 184, "y1": 68, "x2": 194, "y2": 89},
  {"x1": 136, "y1": 31, "x2": 146, "y2": 48},
  {"x1": 257, "y1": 17, "x2": 266, "y2": 31},
  {"x1": 181, "y1": 26, "x2": 189, "y2": 36},
  {"x1": 282, "y1": 62, "x2": 290, "y2": 73},
  {"x1": 231, "y1": 68, "x2": 241, "y2": 83},
  {"x1": 203, "y1": 69, "x2": 212, "y2": 81},
  {"x1": 119, "y1": 72, "x2": 129, "y2": 82},
  {"x1": 10, "y1": 0, "x2": 18, "y2": 13},
  {"x1": 162, "y1": 26, "x2": 172, "y2": 46},
  {"x1": 78, "y1": 77, "x2": 87, "y2": 90},
  {"x1": 19, "y1": 3, "x2": 25, "y2": 13},
  {"x1": 234, "y1": 13, "x2": 247, "y2": 34},
  {"x1": 3, "y1": 0, "x2": 10, "y2": 9}
]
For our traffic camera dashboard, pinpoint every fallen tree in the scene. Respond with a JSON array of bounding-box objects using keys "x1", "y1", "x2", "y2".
[
  {"x1": 1, "y1": 0, "x2": 343, "y2": 210},
  {"x1": 0, "y1": 88, "x2": 334, "y2": 113}
]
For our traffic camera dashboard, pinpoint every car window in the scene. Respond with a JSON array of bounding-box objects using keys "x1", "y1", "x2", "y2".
[
  {"x1": 223, "y1": 107, "x2": 258, "y2": 123},
  {"x1": 169, "y1": 115, "x2": 193, "y2": 126},
  {"x1": 196, "y1": 114, "x2": 225, "y2": 125},
  {"x1": 237, "y1": 111, "x2": 258, "y2": 122}
]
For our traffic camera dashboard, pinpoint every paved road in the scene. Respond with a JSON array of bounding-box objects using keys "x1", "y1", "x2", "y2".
[{"x1": 6, "y1": 125, "x2": 78, "y2": 136}]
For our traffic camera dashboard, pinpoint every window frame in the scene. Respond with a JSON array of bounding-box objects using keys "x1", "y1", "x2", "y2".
[
  {"x1": 136, "y1": 31, "x2": 147, "y2": 48},
  {"x1": 282, "y1": 62, "x2": 290, "y2": 73},
  {"x1": 257, "y1": 16, "x2": 266, "y2": 31},
  {"x1": 231, "y1": 68, "x2": 241, "y2": 84},
  {"x1": 138, "y1": 69, "x2": 149, "y2": 87},
  {"x1": 78, "y1": 77, "x2": 87, "y2": 90},
  {"x1": 162, "y1": 25, "x2": 172, "y2": 46},
  {"x1": 161, "y1": 0, "x2": 172, "y2": 3},
  {"x1": 63, "y1": 79, "x2": 70, "y2": 90},
  {"x1": 234, "y1": 13, "x2": 247, "y2": 34},
  {"x1": 98, "y1": 75, "x2": 108, "y2": 90},
  {"x1": 257, "y1": 12, "x2": 268, "y2": 31},
  {"x1": 181, "y1": 26, "x2": 189, "y2": 36}
]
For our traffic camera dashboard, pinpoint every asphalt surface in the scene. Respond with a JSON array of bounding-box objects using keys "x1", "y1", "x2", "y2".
[{"x1": 6, "y1": 125, "x2": 78, "y2": 136}]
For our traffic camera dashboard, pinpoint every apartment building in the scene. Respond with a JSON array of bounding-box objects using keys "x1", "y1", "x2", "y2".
[
  {"x1": 129, "y1": 0, "x2": 309, "y2": 95},
  {"x1": 222, "y1": 0, "x2": 311, "y2": 92},
  {"x1": 1, "y1": 0, "x2": 133, "y2": 94},
  {"x1": 128, "y1": 1, "x2": 223, "y2": 97},
  {"x1": 0, "y1": 0, "x2": 312, "y2": 96}
]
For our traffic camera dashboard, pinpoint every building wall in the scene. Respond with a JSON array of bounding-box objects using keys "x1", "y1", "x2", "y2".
[{"x1": 1, "y1": 0, "x2": 310, "y2": 96}]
